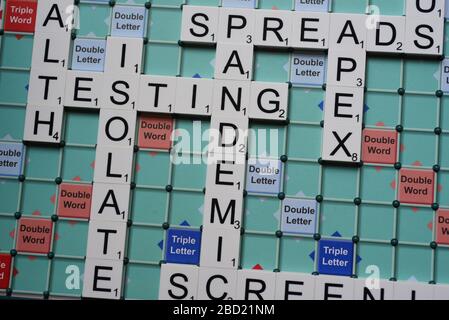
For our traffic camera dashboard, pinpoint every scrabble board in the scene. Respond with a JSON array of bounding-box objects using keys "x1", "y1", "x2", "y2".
[{"x1": 1, "y1": 0, "x2": 449, "y2": 300}]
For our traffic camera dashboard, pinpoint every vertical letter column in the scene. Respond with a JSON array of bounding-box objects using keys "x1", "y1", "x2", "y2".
[
  {"x1": 82, "y1": 36, "x2": 143, "y2": 299},
  {"x1": 24, "y1": 0, "x2": 74, "y2": 143},
  {"x1": 322, "y1": 14, "x2": 367, "y2": 164},
  {"x1": 198, "y1": 7, "x2": 255, "y2": 300}
]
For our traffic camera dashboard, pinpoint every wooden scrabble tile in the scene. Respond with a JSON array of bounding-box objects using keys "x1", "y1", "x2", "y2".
[
  {"x1": 236, "y1": 269, "x2": 276, "y2": 300},
  {"x1": 326, "y1": 49, "x2": 366, "y2": 88},
  {"x1": 366, "y1": 16, "x2": 406, "y2": 54},
  {"x1": 314, "y1": 275, "x2": 355, "y2": 300},
  {"x1": 217, "y1": 7, "x2": 255, "y2": 44},
  {"x1": 199, "y1": 227, "x2": 240, "y2": 269},
  {"x1": 159, "y1": 263, "x2": 199, "y2": 300},
  {"x1": 104, "y1": 37, "x2": 143, "y2": 74},
  {"x1": 23, "y1": 105, "x2": 63, "y2": 144},
  {"x1": 138, "y1": 75, "x2": 177, "y2": 114},
  {"x1": 27, "y1": 68, "x2": 66, "y2": 108},
  {"x1": 97, "y1": 109, "x2": 137, "y2": 148},
  {"x1": 90, "y1": 183, "x2": 130, "y2": 222},
  {"x1": 86, "y1": 220, "x2": 127, "y2": 261},
  {"x1": 291, "y1": 11, "x2": 330, "y2": 50},
  {"x1": 64, "y1": 70, "x2": 103, "y2": 109},
  {"x1": 249, "y1": 81, "x2": 289, "y2": 121},
  {"x1": 174, "y1": 77, "x2": 214, "y2": 117},
  {"x1": 180, "y1": 5, "x2": 219, "y2": 44},
  {"x1": 329, "y1": 13, "x2": 367, "y2": 50},
  {"x1": 82, "y1": 258, "x2": 124, "y2": 300},
  {"x1": 197, "y1": 267, "x2": 238, "y2": 300},
  {"x1": 254, "y1": 9, "x2": 292, "y2": 48},
  {"x1": 100, "y1": 73, "x2": 139, "y2": 111},
  {"x1": 214, "y1": 43, "x2": 254, "y2": 81},
  {"x1": 275, "y1": 272, "x2": 316, "y2": 300},
  {"x1": 93, "y1": 146, "x2": 134, "y2": 185}
]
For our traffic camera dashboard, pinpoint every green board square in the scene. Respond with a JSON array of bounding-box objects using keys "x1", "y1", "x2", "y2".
[
  {"x1": 148, "y1": 8, "x2": 181, "y2": 42},
  {"x1": 366, "y1": 58, "x2": 402, "y2": 90},
  {"x1": 144, "y1": 43, "x2": 180, "y2": 76},
  {"x1": 132, "y1": 188, "x2": 167, "y2": 225},
  {"x1": 359, "y1": 204, "x2": 394, "y2": 241},
  {"x1": 332, "y1": 0, "x2": 367, "y2": 13},
  {"x1": 404, "y1": 60, "x2": 440, "y2": 93},
  {"x1": 254, "y1": 51, "x2": 289, "y2": 83},
  {"x1": 279, "y1": 237, "x2": 315, "y2": 273},
  {"x1": 61, "y1": 147, "x2": 95, "y2": 182},
  {"x1": 0, "y1": 216, "x2": 16, "y2": 251},
  {"x1": 49, "y1": 258, "x2": 84, "y2": 296},
  {"x1": 435, "y1": 249, "x2": 449, "y2": 284},
  {"x1": 0, "y1": 106, "x2": 25, "y2": 140},
  {"x1": 357, "y1": 243, "x2": 392, "y2": 280},
  {"x1": 0, "y1": 70, "x2": 29, "y2": 104},
  {"x1": 241, "y1": 234, "x2": 277, "y2": 270},
  {"x1": 360, "y1": 166, "x2": 396, "y2": 202},
  {"x1": 287, "y1": 125, "x2": 322, "y2": 160},
  {"x1": 188, "y1": 0, "x2": 219, "y2": 6},
  {"x1": 402, "y1": 94, "x2": 438, "y2": 130},
  {"x1": 53, "y1": 220, "x2": 88, "y2": 257},
  {"x1": 441, "y1": 97, "x2": 449, "y2": 131},
  {"x1": 400, "y1": 132, "x2": 436, "y2": 167},
  {"x1": 128, "y1": 226, "x2": 164, "y2": 262},
  {"x1": 369, "y1": 0, "x2": 404, "y2": 15},
  {"x1": 169, "y1": 190, "x2": 203, "y2": 227},
  {"x1": 181, "y1": 47, "x2": 215, "y2": 78},
  {"x1": 396, "y1": 246, "x2": 432, "y2": 282},
  {"x1": 0, "y1": 180, "x2": 20, "y2": 213},
  {"x1": 245, "y1": 196, "x2": 280, "y2": 232},
  {"x1": 284, "y1": 161, "x2": 320, "y2": 198},
  {"x1": 151, "y1": 0, "x2": 183, "y2": 5},
  {"x1": 0, "y1": 34, "x2": 33, "y2": 69},
  {"x1": 172, "y1": 155, "x2": 206, "y2": 190},
  {"x1": 397, "y1": 207, "x2": 433, "y2": 244},
  {"x1": 289, "y1": 87, "x2": 324, "y2": 123},
  {"x1": 13, "y1": 256, "x2": 49, "y2": 293},
  {"x1": 116, "y1": 0, "x2": 147, "y2": 4},
  {"x1": 64, "y1": 111, "x2": 99, "y2": 146},
  {"x1": 445, "y1": 23, "x2": 449, "y2": 56},
  {"x1": 125, "y1": 264, "x2": 160, "y2": 300},
  {"x1": 77, "y1": 4, "x2": 111, "y2": 37},
  {"x1": 320, "y1": 201, "x2": 356, "y2": 238},
  {"x1": 438, "y1": 172, "x2": 449, "y2": 207},
  {"x1": 364, "y1": 92, "x2": 400, "y2": 127},
  {"x1": 0, "y1": 0, "x2": 449, "y2": 299},
  {"x1": 135, "y1": 152, "x2": 170, "y2": 187},
  {"x1": 174, "y1": 119, "x2": 210, "y2": 153},
  {"x1": 248, "y1": 124, "x2": 286, "y2": 158},
  {"x1": 440, "y1": 135, "x2": 449, "y2": 169},
  {"x1": 322, "y1": 166, "x2": 358, "y2": 199},
  {"x1": 21, "y1": 181, "x2": 56, "y2": 217},
  {"x1": 25, "y1": 146, "x2": 60, "y2": 179}
]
